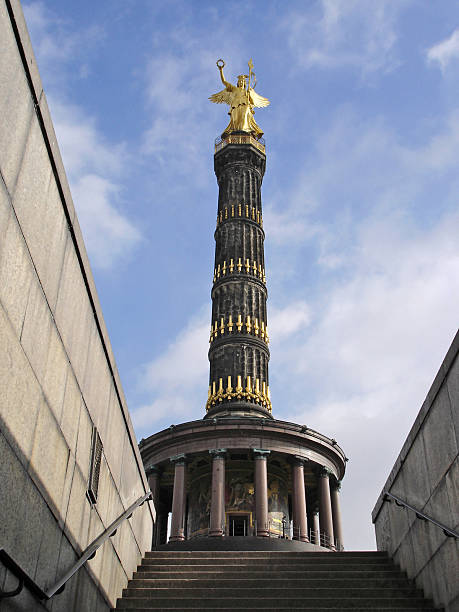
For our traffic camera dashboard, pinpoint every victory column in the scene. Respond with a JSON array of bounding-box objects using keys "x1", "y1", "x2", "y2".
[{"x1": 140, "y1": 60, "x2": 346, "y2": 550}]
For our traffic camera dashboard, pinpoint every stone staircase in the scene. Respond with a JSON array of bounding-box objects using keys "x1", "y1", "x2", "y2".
[{"x1": 114, "y1": 550, "x2": 439, "y2": 611}]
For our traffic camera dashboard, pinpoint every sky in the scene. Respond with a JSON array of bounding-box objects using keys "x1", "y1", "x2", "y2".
[{"x1": 23, "y1": 0, "x2": 459, "y2": 550}]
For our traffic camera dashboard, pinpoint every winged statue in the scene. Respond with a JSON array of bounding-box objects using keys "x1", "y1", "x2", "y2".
[{"x1": 209, "y1": 59, "x2": 270, "y2": 140}]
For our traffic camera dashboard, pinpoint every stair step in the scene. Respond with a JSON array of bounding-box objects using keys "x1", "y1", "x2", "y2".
[
  {"x1": 133, "y1": 570, "x2": 406, "y2": 580},
  {"x1": 114, "y1": 550, "x2": 437, "y2": 611},
  {"x1": 128, "y1": 577, "x2": 414, "y2": 589},
  {"x1": 123, "y1": 587, "x2": 421, "y2": 598},
  {"x1": 115, "y1": 609, "x2": 438, "y2": 612},
  {"x1": 142, "y1": 556, "x2": 391, "y2": 564},
  {"x1": 139, "y1": 562, "x2": 396, "y2": 571},
  {"x1": 115, "y1": 597, "x2": 434, "y2": 609},
  {"x1": 145, "y1": 551, "x2": 387, "y2": 558}
]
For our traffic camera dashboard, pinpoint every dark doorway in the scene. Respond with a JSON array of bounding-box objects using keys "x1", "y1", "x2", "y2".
[{"x1": 228, "y1": 514, "x2": 250, "y2": 536}]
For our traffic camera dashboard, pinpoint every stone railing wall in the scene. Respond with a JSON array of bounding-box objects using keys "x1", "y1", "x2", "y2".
[
  {"x1": 372, "y1": 329, "x2": 459, "y2": 612},
  {"x1": 0, "y1": 1, "x2": 153, "y2": 609}
]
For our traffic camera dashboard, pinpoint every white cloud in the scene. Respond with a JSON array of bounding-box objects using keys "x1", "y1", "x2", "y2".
[
  {"x1": 281, "y1": 0, "x2": 408, "y2": 75},
  {"x1": 269, "y1": 301, "x2": 311, "y2": 341},
  {"x1": 71, "y1": 175, "x2": 141, "y2": 269},
  {"x1": 48, "y1": 98, "x2": 142, "y2": 269},
  {"x1": 427, "y1": 29, "x2": 459, "y2": 72},
  {"x1": 264, "y1": 107, "x2": 459, "y2": 548},
  {"x1": 23, "y1": 2, "x2": 102, "y2": 82},
  {"x1": 22, "y1": 4, "x2": 140, "y2": 269},
  {"x1": 133, "y1": 309, "x2": 210, "y2": 431}
]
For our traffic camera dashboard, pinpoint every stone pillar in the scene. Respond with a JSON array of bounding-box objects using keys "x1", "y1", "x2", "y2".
[
  {"x1": 312, "y1": 509, "x2": 320, "y2": 545},
  {"x1": 209, "y1": 448, "x2": 226, "y2": 536},
  {"x1": 145, "y1": 465, "x2": 161, "y2": 548},
  {"x1": 254, "y1": 449, "x2": 270, "y2": 537},
  {"x1": 169, "y1": 454, "x2": 187, "y2": 542},
  {"x1": 291, "y1": 457, "x2": 309, "y2": 542},
  {"x1": 318, "y1": 467, "x2": 334, "y2": 549},
  {"x1": 145, "y1": 464, "x2": 161, "y2": 506},
  {"x1": 331, "y1": 480, "x2": 344, "y2": 550},
  {"x1": 155, "y1": 510, "x2": 166, "y2": 546}
]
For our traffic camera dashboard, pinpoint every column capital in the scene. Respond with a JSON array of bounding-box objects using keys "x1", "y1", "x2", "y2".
[
  {"x1": 145, "y1": 464, "x2": 160, "y2": 476},
  {"x1": 209, "y1": 448, "x2": 227, "y2": 458},
  {"x1": 253, "y1": 448, "x2": 271, "y2": 458},
  {"x1": 317, "y1": 465, "x2": 333, "y2": 477},
  {"x1": 331, "y1": 480, "x2": 342, "y2": 491},
  {"x1": 292, "y1": 455, "x2": 309, "y2": 466},
  {"x1": 170, "y1": 454, "x2": 186, "y2": 465}
]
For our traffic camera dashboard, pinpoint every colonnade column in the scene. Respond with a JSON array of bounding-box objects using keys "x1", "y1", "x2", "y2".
[
  {"x1": 292, "y1": 457, "x2": 309, "y2": 542},
  {"x1": 254, "y1": 449, "x2": 270, "y2": 537},
  {"x1": 145, "y1": 464, "x2": 161, "y2": 548},
  {"x1": 318, "y1": 467, "x2": 335, "y2": 549},
  {"x1": 209, "y1": 448, "x2": 226, "y2": 536},
  {"x1": 330, "y1": 480, "x2": 344, "y2": 550},
  {"x1": 169, "y1": 454, "x2": 187, "y2": 542},
  {"x1": 312, "y1": 509, "x2": 320, "y2": 545},
  {"x1": 146, "y1": 464, "x2": 161, "y2": 507}
]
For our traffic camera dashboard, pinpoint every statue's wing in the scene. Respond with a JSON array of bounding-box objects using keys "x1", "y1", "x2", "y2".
[
  {"x1": 209, "y1": 88, "x2": 233, "y2": 105},
  {"x1": 249, "y1": 88, "x2": 270, "y2": 108}
]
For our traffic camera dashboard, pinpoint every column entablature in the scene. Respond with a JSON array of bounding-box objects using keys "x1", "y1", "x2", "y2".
[{"x1": 140, "y1": 418, "x2": 347, "y2": 481}]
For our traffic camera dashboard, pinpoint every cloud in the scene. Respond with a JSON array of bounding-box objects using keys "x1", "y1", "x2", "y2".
[
  {"x1": 71, "y1": 174, "x2": 142, "y2": 269},
  {"x1": 22, "y1": 4, "x2": 140, "y2": 269},
  {"x1": 133, "y1": 309, "x2": 210, "y2": 432},
  {"x1": 23, "y1": 1, "x2": 103, "y2": 82},
  {"x1": 264, "y1": 107, "x2": 459, "y2": 548},
  {"x1": 427, "y1": 29, "x2": 459, "y2": 72},
  {"x1": 140, "y1": 12, "x2": 251, "y2": 186},
  {"x1": 280, "y1": 0, "x2": 409, "y2": 75},
  {"x1": 48, "y1": 98, "x2": 142, "y2": 269},
  {"x1": 269, "y1": 302, "x2": 311, "y2": 341}
]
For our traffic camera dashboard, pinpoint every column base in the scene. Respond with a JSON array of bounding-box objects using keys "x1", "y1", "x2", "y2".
[
  {"x1": 169, "y1": 531, "x2": 185, "y2": 542},
  {"x1": 256, "y1": 530, "x2": 270, "y2": 537},
  {"x1": 293, "y1": 535, "x2": 310, "y2": 543},
  {"x1": 209, "y1": 529, "x2": 224, "y2": 537}
]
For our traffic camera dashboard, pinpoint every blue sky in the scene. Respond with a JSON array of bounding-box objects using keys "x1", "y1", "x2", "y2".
[{"x1": 23, "y1": 0, "x2": 459, "y2": 549}]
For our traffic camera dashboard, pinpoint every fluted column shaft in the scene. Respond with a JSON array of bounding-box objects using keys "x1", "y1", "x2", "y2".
[
  {"x1": 292, "y1": 458, "x2": 309, "y2": 542},
  {"x1": 318, "y1": 468, "x2": 334, "y2": 549},
  {"x1": 331, "y1": 481, "x2": 344, "y2": 550},
  {"x1": 206, "y1": 143, "x2": 271, "y2": 419},
  {"x1": 209, "y1": 449, "x2": 226, "y2": 536},
  {"x1": 254, "y1": 449, "x2": 270, "y2": 537},
  {"x1": 170, "y1": 455, "x2": 186, "y2": 542}
]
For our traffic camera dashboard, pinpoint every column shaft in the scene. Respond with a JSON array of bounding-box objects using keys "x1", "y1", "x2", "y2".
[
  {"x1": 170, "y1": 459, "x2": 186, "y2": 542},
  {"x1": 292, "y1": 460, "x2": 308, "y2": 542},
  {"x1": 318, "y1": 470, "x2": 334, "y2": 549},
  {"x1": 331, "y1": 483, "x2": 344, "y2": 550},
  {"x1": 147, "y1": 468, "x2": 160, "y2": 507},
  {"x1": 312, "y1": 511, "x2": 320, "y2": 545},
  {"x1": 209, "y1": 450, "x2": 226, "y2": 536},
  {"x1": 254, "y1": 451, "x2": 270, "y2": 537}
]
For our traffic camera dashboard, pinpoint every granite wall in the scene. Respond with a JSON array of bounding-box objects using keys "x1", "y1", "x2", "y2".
[
  {"x1": 372, "y1": 330, "x2": 459, "y2": 612},
  {"x1": 0, "y1": 1, "x2": 154, "y2": 609}
]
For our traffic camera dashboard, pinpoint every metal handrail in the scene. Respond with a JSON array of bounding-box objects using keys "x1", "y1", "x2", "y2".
[
  {"x1": 0, "y1": 491, "x2": 152, "y2": 601},
  {"x1": 384, "y1": 491, "x2": 458, "y2": 539}
]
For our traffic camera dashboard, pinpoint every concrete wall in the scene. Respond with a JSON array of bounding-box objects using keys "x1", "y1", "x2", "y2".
[
  {"x1": 0, "y1": 1, "x2": 154, "y2": 609},
  {"x1": 372, "y1": 330, "x2": 459, "y2": 612}
]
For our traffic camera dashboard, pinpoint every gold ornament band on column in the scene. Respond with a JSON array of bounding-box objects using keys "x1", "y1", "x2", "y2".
[
  {"x1": 216, "y1": 204, "x2": 263, "y2": 228},
  {"x1": 213, "y1": 256, "x2": 266, "y2": 284},
  {"x1": 209, "y1": 314, "x2": 269, "y2": 344},
  {"x1": 206, "y1": 375, "x2": 272, "y2": 412}
]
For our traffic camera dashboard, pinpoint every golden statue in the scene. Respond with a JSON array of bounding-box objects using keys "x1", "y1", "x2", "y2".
[{"x1": 209, "y1": 59, "x2": 270, "y2": 140}]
